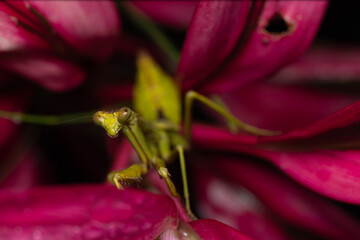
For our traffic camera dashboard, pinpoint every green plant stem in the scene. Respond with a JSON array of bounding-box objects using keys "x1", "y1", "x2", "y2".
[{"x1": 120, "y1": 2, "x2": 180, "y2": 64}]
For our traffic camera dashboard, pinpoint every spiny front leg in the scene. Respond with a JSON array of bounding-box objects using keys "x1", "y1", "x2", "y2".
[{"x1": 107, "y1": 163, "x2": 148, "y2": 190}]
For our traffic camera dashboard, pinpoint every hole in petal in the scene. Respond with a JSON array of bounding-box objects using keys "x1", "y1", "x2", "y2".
[{"x1": 264, "y1": 12, "x2": 292, "y2": 35}]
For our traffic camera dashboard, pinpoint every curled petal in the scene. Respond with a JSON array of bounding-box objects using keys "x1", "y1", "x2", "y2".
[
  {"x1": 132, "y1": 1, "x2": 197, "y2": 29},
  {"x1": 0, "y1": 51, "x2": 84, "y2": 92},
  {"x1": 193, "y1": 125, "x2": 360, "y2": 205},
  {"x1": 201, "y1": 1, "x2": 328, "y2": 93},
  {"x1": 0, "y1": 185, "x2": 178, "y2": 239},
  {"x1": 177, "y1": 1, "x2": 255, "y2": 89},
  {"x1": 29, "y1": 1, "x2": 121, "y2": 60}
]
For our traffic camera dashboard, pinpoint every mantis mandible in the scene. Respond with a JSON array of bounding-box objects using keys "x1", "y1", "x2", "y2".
[{"x1": 92, "y1": 52, "x2": 277, "y2": 219}]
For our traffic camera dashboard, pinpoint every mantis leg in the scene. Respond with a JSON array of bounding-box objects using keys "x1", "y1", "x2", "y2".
[
  {"x1": 184, "y1": 90, "x2": 280, "y2": 142},
  {"x1": 154, "y1": 156, "x2": 179, "y2": 198},
  {"x1": 121, "y1": 122, "x2": 180, "y2": 199},
  {"x1": 108, "y1": 163, "x2": 148, "y2": 189},
  {"x1": 175, "y1": 145, "x2": 196, "y2": 219}
]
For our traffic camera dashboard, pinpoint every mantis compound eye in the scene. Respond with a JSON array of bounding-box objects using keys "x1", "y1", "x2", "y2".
[{"x1": 117, "y1": 107, "x2": 132, "y2": 124}]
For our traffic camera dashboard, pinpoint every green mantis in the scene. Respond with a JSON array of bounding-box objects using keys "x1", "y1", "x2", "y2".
[
  {"x1": 0, "y1": 52, "x2": 277, "y2": 219},
  {"x1": 92, "y1": 52, "x2": 277, "y2": 219}
]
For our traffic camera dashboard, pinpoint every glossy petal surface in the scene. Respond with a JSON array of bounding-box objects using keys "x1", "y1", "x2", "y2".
[{"x1": 0, "y1": 185, "x2": 178, "y2": 240}]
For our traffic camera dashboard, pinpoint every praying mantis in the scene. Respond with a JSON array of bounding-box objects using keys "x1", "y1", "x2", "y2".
[
  {"x1": 92, "y1": 52, "x2": 276, "y2": 218},
  {"x1": 0, "y1": 51, "x2": 277, "y2": 219}
]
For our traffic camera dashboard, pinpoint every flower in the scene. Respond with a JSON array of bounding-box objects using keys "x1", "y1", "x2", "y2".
[
  {"x1": 2, "y1": 1, "x2": 360, "y2": 240},
  {"x1": 0, "y1": 1, "x2": 120, "y2": 91}
]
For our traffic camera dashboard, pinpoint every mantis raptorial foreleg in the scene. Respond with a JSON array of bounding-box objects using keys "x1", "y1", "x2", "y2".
[
  {"x1": 184, "y1": 90, "x2": 280, "y2": 142},
  {"x1": 108, "y1": 163, "x2": 147, "y2": 189}
]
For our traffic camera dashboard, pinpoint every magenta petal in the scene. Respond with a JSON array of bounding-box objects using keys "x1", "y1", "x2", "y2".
[
  {"x1": 189, "y1": 219, "x2": 251, "y2": 240},
  {"x1": 215, "y1": 157, "x2": 360, "y2": 240},
  {"x1": 0, "y1": 185, "x2": 178, "y2": 239},
  {"x1": 201, "y1": 1, "x2": 328, "y2": 93},
  {"x1": 29, "y1": 1, "x2": 120, "y2": 60},
  {"x1": 132, "y1": 1, "x2": 197, "y2": 29},
  {"x1": 0, "y1": 5, "x2": 48, "y2": 51},
  {"x1": 0, "y1": 52, "x2": 84, "y2": 92},
  {"x1": 192, "y1": 125, "x2": 360, "y2": 205},
  {"x1": 272, "y1": 45, "x2": 360, "y2": 84},
  {"x1": 177, "y1": 1, "x2": 253, "y2": 89},
  {"x1": 195, "y1": 165, "x2": 290, "y2": 240},
  {"x1": 216, "y1": 82, "x2": 358, "y2": 132},
  {"x1": 262, "y1": 149, "x2": 360, "y2": 205}
]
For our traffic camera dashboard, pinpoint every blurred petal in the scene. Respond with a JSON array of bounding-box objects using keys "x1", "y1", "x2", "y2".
[
  {"x1": 272, "y1": 45, "x2": 360, "y2": 84},
  {"x1": 132, "y1": 1, "x2": 197, "y2": 29},
  {"x1": 195, "y1": 164, "x2": 290, "y2": 240},
  {"x1": 0, "y1": 5, "x2": 48, "y2": 51},
  {"x1": 189, "y1": 219, "x2": 252, "y2": 240},
  {"x1": 2, "y1": 1, "x2": 48, "y2": 35},
  {"x1": 0, "y1": 89, "x2": 28, "y2": 148},
  {"x1": 29, "y1": 1, "x2": 120, "y2": 60},
  {"x1": 0, "y1": 185, "x2": 178, "y2": 239},
  {"x1": 214, "y1": 156, "x2": 360, "y2": 240},
  {"x1": 0, "y1": 51, "x2": 84, "y2": 92},
  {"x1": 201, "y1": 1, "x2": 328, "y2": 93},
  {"x1": 217, "y1": 82, "x2": 358, "y2": 132},
  {"x1": 0, "y1": 146, "x2": 41, "y2": 189},
  {"x1": 177, "y1": 1, "x2": 255, "y2": 89}
]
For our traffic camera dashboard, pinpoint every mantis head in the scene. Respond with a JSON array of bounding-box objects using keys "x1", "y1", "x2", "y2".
[{"x1": 93, "y1": 107, "x2": 132, "y2": 138}]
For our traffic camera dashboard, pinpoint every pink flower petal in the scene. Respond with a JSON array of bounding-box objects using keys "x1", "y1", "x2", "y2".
[
  {"x1": 195, "y1": 164, "x2": 290, "y2": 240},
  {"x1": 193, "y1": 125, "x2": 360, "y2": 205},
  {"x1": 28, "y1": 1, "x2": 120, "y2": 60},
  {"x1": 0, "y1": 4, "x2": 48, "y2": 51},
  {"x1": 213, "y1": 156, "x2": 360, "y2": 240},
  {"x1": 272, "y1": 45, "x2": 360, "y2": 84},
  {"x1": 177, "y1": 1, "x2": 255, "y2": 89},
  {"x1": 263, "y1": 149, "x2": 360, "y2": 205},
  {"x1": 201, "y1": 1, "x2": 328, "y2": 93},
  {"x1": 189, "y1": 219, "x2": 252, "y2": 240},
  {"x1": 216, "y1": 82, "x2": 358, "y2": 132},
  {"x1": 0, "y1": 185, "x2": 178, "y2": 239},
  {"x1": 0, "y1": 51, "x2": 84, "y2": 92},
  {"x1": 132, "y1": 1, "x2": 197, "y2": 29},
  {"x1": 2, "y1": 1, "x2": 49, "y2": 36}
]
